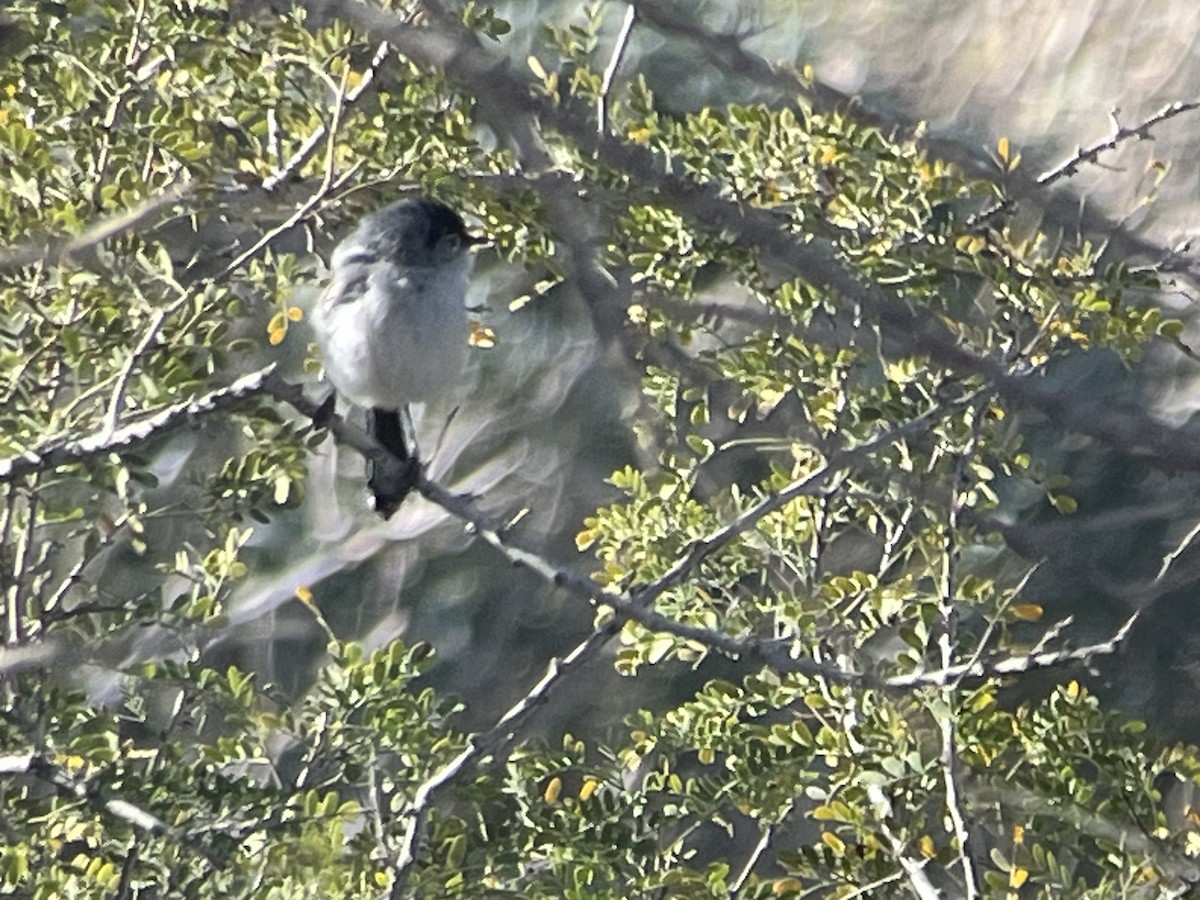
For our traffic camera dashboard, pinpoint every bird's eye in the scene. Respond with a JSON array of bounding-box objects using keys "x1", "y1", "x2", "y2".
[{"x1": 437, "y1": 233, "x2": 463, "y2": 253}]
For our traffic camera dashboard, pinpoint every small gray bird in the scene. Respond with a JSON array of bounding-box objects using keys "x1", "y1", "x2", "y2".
[{"x1": 311, "y1": 198, "x2": 479, "y2": 517}]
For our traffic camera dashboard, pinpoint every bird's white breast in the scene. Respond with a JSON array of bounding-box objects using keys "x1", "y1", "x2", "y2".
[{"x1": 312, "y1": 255, "x2": 471, "y2": 410}]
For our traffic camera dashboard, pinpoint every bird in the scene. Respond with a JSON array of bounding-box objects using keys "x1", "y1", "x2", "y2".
[{"x1": 311, "y1": 198, "x2": 480, "y2": 517}]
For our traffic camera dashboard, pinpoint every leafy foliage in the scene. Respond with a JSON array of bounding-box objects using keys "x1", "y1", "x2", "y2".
[{"x1": 2, "y1": 1, "x2": 1198, "y2": 898}]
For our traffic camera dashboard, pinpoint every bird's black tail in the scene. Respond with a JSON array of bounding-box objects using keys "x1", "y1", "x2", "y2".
[{"x1": 367, "y1": 408, "x2": 418, "y2": 519}]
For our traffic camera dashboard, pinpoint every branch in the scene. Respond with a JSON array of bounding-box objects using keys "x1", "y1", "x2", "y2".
[
  {"x1": 101, "y1": 306, "x2": 169, "y2": 441},
  {"x1": 1155, "y1": 517, "x2": 1200, "y2": 585},
  {"x1": 0, "y1": 752, "x2": 171, "y2": 837},
  {"x1": 969, "y1": 100, "x2": 1200, "y2": 229},
  {"x1": 1037, "y1": 101, "x2": 1200, "y2": 189},
  {"x1": 885, "y1": 611, "x2": 1141, "y2": 690},
  {"x1": 729, "y1": 813, "x2": 785, "y2": 897},
  {"x1": 0, "y1": 364, "x2": 277, "y2": 483},
  {"x1": 933, "y1": 408, "x2": 983, "y2": 898},
  {"x1": 269, "y1": 370, "x2": 1133, "y2": 697},
  {"x1": 388, "y1": 628, "x2": 613, "y2": 896},
  {"x1": 597, "y1": 5, "x2": 637, "y2": 135},
  {"x1": 969, "y1": 779, "x2": 1200, "y2": 888},
  {"x1": 0, "y1": 183, "x2": 191, "y2": 274},
  {"x1": 0, "y1": 637, "x2": 66, "y2": 676},
  {"x1": 259, "y1": 40, "x2": 392, "y2": 192}
]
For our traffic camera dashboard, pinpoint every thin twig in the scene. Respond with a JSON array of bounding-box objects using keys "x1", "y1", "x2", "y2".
[
  {"x1": 934, "y1": 408, "x2": 983, "y2": 899},
  {"x1": 102, "y1": 307, "x2": 168, "y2": 440},
  {"x1": 260, "y1": 41, "x2": 392, "y2": 193},
  {"x1": 597, "y1": 4, "x2": 637, "y2": 135},
  {"x1": 968, "y1": 100, "x2": 1200, "y2": 229},
  {"x1": 1037, "y1": 101, "x2": 1200, "y2": 189},
  {"x1": 4, "y1": 491, "x2": 35, "y2": 646},
  {"x1": 837, "y1": 869, "x2": 906, "y2": 899},
  {"x1": 1155, "y1": 517, "x2": 1200, "y2": 584},
  {"x1": 89, "y1": 0, "x2": 151, "y2": 211},
  {"x1": 39, "y1": 514, "x2": 130, "y2": 625},
  {"x1": 950, "y1": 561, "x2": 1042, "y2": 687},
  {"x1": 388, "y1": 629, "x2": 614, "y2": 896},
  {"x1": 729, "y1": 815, "x2": 783, "y2": 897},
  {"x1": 887, "y1": 611, "x2": 1141, "y2": 689}
]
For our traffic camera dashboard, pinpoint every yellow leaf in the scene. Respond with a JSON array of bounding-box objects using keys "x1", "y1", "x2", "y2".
[
  {"x1": 820, "y1": 831, "x2": 845, "y2": 854},
  {"x1": 1013, "y1": 823, "x2": 1025, "y2": 844},
  {"x1": 997, "y1": 136, "x2": 1010, "y2": 162},
  {"x1": 1050, "y1": 494, "x2": 1078, "y2": 515},
  {"x1": 1010, "y1": 866, "x2": 1029, "y2": 888},
  {"x1": 1066, "y1": 680, "x2": 1081, "y2": 700},
  {"x1": 918, "y1": 834, "x2": 936, "y2": 858},
  {"x1": 543, "y1": 776, "x2": 562, "y2": 804},
  {"x1": 773, "y1": 878, "x2": 803, "y2": 895},
  {"x1": 579, "y1": 778, "x2": 598, "y2": 801},
  {"x1": 295, "y1": 586, "x2": 314, "y2": 604},
  {"x1": 1012, "y1": 603, "x2": 1043, "y2": 622},
  {"x1": 468, "y1": 320, "x2": 497, "y2": 348},
  {"x1": 286, "y1": 306, "x2": 303, "y2": 322},
  {"x1": 955, "y1": 234, "x2": 984, "y2": 255},
  {"x1": 268, "y1": 326, "x2": 287, "y2": 346},
  {"x1": 627, "y1": 126, "x2": 652, "y2": 144},
  {"x1": 527, "y1": 55, "x2": 547, "y2": 80}
]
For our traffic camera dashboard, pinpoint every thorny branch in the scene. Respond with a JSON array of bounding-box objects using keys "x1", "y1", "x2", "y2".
[
  {"x1": 968, "y1": 99, "x2": 1200, "y2": 230},
  {"x1": 0, "y1": 365, "x2": 278, "y2": 483}
]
